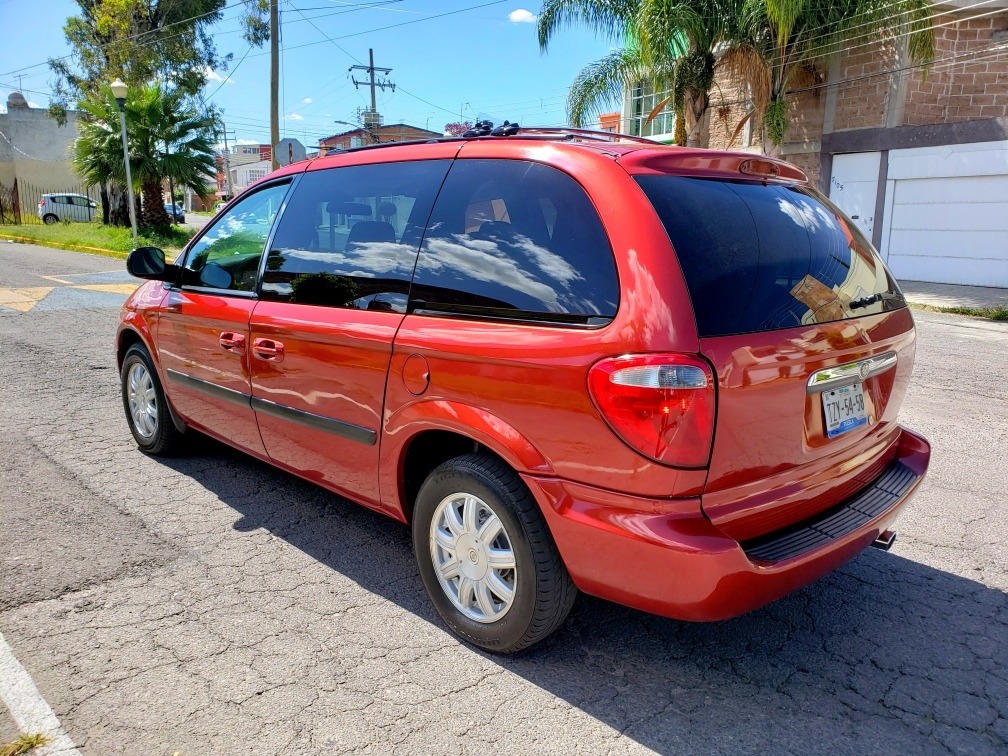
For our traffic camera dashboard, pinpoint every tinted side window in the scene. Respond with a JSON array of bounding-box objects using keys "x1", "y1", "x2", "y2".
[
  {"x1": 263, "y1": 160, "x2": 451, "y2": 312},
  {"x1": 183, "y1": 182, "x2": 290, "y2": 292},
  {"x1": 411, "y1": 159, "x2": 619, "y2": 324},
  {"x1": 636, "y1": 176, "x2": 905, "y2": 337}
]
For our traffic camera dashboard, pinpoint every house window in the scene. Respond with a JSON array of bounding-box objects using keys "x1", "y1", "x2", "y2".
[
  {"x1": 248, "y1": 169, "x2": 266, "y2": 183},
  {"x1": 629, "y1": 81, "x2": 676, "y2": 139}
]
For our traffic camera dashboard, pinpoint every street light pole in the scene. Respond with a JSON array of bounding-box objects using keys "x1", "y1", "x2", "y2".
[{"x1": 110, "y1": 79, "x2": 138, "y2": 248}]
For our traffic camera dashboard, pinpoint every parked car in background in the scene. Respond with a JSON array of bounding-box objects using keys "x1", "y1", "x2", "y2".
[
  {"x1": 37, "y1": 193, "x2": 97, "y2": 224},
  {"x1": 117, "y1": 125, "x2": 930, "y2": 653},
  {"x1": 164, "y1": 202, "x2": 185, "y2": 223}
]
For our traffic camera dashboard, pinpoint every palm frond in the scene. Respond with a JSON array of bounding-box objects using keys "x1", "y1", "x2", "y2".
[
  {"x1": 537, "y1": 0, "x2": 637, "y2": 50},
  {"x1": 567, "y1": 47, "x2": 648, "y2": 127}
]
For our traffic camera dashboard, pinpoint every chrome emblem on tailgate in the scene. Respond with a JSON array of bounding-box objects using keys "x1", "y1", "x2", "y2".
[{"x1": 807, "y1": 351, "x2": 897, "y2": 393}]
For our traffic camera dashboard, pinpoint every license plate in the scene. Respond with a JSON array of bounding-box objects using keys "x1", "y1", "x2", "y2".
[{"x1": 822, "y1": 383, "x2": 868, "y2": 438}]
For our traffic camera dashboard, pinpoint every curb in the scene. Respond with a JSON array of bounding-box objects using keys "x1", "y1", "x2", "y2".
[{"x1": 0, "y1": 234, "x2": 127, "y2": 259}]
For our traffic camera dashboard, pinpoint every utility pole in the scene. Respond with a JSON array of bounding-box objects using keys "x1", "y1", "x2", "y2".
[
  {"x1": 221, "y1": 121, "x2": 233, "y2": 198},
  {"x1": 350, "y1": 49, "x2": 394, "y2": 143},
  {"x1": 270, "y1": 0, "x2": 280, "y2": 170}
]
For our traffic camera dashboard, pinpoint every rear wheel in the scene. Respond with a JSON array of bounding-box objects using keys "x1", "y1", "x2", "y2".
[
  {"x1": 121, "y1": 343, "x2": 182, "y2": 455},
  {"x1": 413, "y1": 453, "x2": 576, "y2": 653},
  {"x1": 43, "y1": 214, "x2": 58, "y2": 224}
]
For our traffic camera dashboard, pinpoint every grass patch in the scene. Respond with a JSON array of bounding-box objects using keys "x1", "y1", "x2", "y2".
[
  {"x1": 0, "y1": 222, "x2": 195, "y2": 259},
  {"x1": 0, "y1": 733, "x2": 49, "y2": 756},
  {"x1": 909, "y1": 302, "x2": 1008, "y2": 321}
]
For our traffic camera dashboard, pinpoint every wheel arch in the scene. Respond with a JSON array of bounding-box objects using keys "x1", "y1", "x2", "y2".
[
  {"x1": 382, "y1": 401, "x2": 554, "y2": 525},
  {"x1": 117, "y1": 323, "x2": 186, "y2": 434}
]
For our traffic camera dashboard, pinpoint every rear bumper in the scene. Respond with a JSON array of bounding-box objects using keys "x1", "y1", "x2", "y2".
[{"x1": 525, "y1": 425, "x2": 930, "y2": 621}]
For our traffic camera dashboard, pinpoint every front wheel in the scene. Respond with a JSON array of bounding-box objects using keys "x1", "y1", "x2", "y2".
[
  {"x1": 43, "y1": 214, "x2": 58, "y2": 224},
  {"x1": 120, "y1": 343, "x2": 182, "y2": 455},
  {"x1": 413, "y1": 453, "x2": 576, "y2": 653}
]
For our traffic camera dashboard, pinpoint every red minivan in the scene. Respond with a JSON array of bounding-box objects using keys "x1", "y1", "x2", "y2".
[{"x1": 117, "y1": 127, "x2": 930, "y2": 652}]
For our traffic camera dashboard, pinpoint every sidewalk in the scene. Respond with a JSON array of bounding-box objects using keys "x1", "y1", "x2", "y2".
[{"x1": 899, "y1": 280, "x2": 1008, "y2": 310}]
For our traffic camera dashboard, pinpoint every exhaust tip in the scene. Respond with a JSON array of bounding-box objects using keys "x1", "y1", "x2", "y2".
[{"x1": 872, "y1": 530, "x2": 897, "y2": 551}]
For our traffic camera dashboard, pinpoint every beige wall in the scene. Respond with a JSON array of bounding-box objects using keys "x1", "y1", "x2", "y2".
[{"x1": 0, "y1": 98, "x2": 81, "y2": 214}]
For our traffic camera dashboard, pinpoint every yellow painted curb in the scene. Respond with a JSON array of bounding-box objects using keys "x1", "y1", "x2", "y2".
[{"x1": 0, "y1": 233, "x2": 127, "y2": 259}]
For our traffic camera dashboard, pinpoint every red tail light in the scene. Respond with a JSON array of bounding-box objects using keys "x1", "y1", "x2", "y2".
[{"x1": 588, "y1": 354, "x2": 715, "y2": 468}]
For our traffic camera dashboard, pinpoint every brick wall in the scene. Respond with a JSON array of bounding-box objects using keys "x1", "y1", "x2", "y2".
[
  {"x1": 832, "y1": 39, "x2": 901, "y2": 132},
  {"x1": 701, "y1": 8, "x2": 1008, "y2": 156},
  {"x1": 903, "y1": 11, "x2": 1008, "y2": 125}
]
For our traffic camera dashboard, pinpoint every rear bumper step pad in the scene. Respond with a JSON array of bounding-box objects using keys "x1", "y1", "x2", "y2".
[{"x1": 741, "y1": 460, "x2": 917, "y2": 563}]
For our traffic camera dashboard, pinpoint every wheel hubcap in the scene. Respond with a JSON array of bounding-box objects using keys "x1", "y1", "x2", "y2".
[
  {"x1": 126, "y1": 363, "x2": 158, "y2": 440},
  {"x1": 430, "y1": 493, "x2": 517, "y2": 623}
]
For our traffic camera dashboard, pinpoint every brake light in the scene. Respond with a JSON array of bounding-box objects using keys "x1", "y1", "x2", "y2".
[
  {"x1": 739, "y1": 158, "x2": 807, "y2": 182},
  {"x1": 588, "y1": 354, "x2": 715, "y2": 468}
]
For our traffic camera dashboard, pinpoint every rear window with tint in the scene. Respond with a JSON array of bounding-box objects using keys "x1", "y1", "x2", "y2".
[{"x1": 636, "y1": 176, "x2": 906, "y2": 338}]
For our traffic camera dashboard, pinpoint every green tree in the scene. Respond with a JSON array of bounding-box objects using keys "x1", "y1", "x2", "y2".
[
  {"x1": 73, "y1": 83, "x2": 217, "y2": 228},
  {"x1": 49, "y1": 0, "x2": 230, "y2": 119}
]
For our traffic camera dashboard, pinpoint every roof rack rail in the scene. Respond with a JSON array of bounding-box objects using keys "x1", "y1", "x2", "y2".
[
  {"x1": 309, "y1": 124, "x2": 665, "y2": 161},
  {"x1": 511, "y1": 127, "x2": 660, "y2": 145}
]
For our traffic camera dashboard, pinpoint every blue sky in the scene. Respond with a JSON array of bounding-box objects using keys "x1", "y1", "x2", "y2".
[{"x1": 0, "y1": 1, "x2": 616, "y2": 147}]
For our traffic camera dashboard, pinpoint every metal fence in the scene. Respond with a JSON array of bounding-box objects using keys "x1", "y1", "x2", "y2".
[{"x1": 0, "y1": 179, "x2": 101, "y2": 225}]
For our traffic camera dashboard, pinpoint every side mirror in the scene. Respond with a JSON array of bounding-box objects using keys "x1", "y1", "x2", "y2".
[{"x1": 127, "y1": 246, "x2": 175, "y2": 281}]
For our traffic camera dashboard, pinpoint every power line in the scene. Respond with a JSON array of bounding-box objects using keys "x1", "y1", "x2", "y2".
[
  {"x1": 204, "y1": 44, "x2": 253, "y2": 100},
  {"x1": 246, "y1": 0, "x2": 511, "y2": 57}
]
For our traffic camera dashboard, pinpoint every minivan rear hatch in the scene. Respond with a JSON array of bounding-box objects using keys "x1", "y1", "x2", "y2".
[{"x1": 635, "y1": 170, "x2": 916, "y2": 542}]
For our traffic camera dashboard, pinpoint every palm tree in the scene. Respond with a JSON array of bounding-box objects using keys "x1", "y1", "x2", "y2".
[
  {"x1": 539, "y1": 0, "x2": 744, "y2": 146},
  {"x1": 73, "y1": 85, "x2": 133, "y2": 225},
  {"x1": 73, "y1": 83, "x2": 217, "y2": 228},
  {"x1": 127, "y1": 84, "x2": 217, "y2": 227},
  {"x1": 723, "y1": 0, "x2": 935, "y2": 149}
]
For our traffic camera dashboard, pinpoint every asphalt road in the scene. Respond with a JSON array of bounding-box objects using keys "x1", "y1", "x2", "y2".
[{"x1": 1, "y1": 241, "x2": 1006, "y2": 755}]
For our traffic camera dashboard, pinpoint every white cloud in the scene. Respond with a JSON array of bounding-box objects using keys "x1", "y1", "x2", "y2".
[
  {"x1": 302, "y1": 97, "x2": 313, "y2": 105},
  {"x1": 28, "y1": 100, "x2": 41, "y2": 108},
  {"x1": 285, "y1": 112, "x2": 304, "y2": 121},
  {"x1": 203, "y1": 66, "x2": 233, "y2": 85},
  {"x1": 236, "y1": 139, "x2": 259, "y2": 145},
  {"x1": 508, "y1": 9, "x2": 536, "y2": 23}
]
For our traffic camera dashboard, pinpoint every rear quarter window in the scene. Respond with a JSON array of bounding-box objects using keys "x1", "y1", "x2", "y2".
[{"x1": 636, "y1": 176, "x2": 905, "y2": 337}]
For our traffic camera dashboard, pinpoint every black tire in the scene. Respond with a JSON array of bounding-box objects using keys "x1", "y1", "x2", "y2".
[
  {"x1": 120, "y1": 343, "x2": 182, "y2": 455},
  {"x1": 413, "y1": 453, "x2": 577, "y2": 653},
  {"x1": 43, "y1": 214, "x2": 58, "y2": 224}
]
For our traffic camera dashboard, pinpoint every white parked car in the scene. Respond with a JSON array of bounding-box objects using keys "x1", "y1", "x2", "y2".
[{"x1": 37, "y1": 193, "x2": 98, "y2": 224}]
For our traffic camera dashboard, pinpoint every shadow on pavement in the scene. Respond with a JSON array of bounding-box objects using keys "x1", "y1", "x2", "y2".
[{"x1": 161, "y1": 440, "x2": 1008, "y2": 755}]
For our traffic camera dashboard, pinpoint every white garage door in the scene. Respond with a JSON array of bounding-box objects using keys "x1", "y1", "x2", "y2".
[{"x1": 881, "y1": 141, "x2": 1008, "y2": 288}]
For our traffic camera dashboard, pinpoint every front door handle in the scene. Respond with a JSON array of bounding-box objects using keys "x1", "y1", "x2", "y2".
[
  {"x1": 252, "y1": 337, "x2": 285, "y2": 362},
  {"x1": 219, "y1": 332, "x2": 246, "y2": 354}
]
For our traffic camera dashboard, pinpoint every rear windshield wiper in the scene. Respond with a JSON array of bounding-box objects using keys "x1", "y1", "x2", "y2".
[{"x1": 850, "y1": 291, "x2": 903, "y2": 310}]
